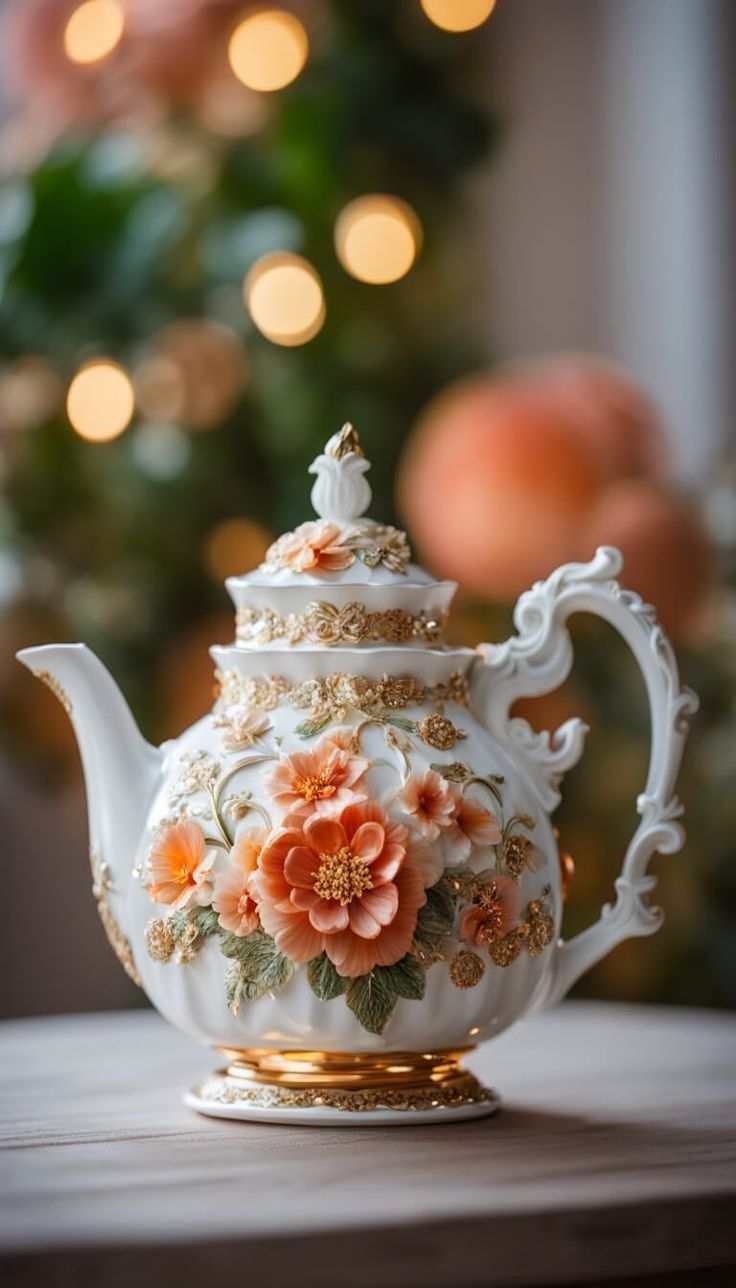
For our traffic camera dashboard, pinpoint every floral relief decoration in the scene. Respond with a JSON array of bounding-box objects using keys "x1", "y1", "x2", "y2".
[
  {"x1": 142, "y1": 696, "x2": 555, "y2": 1035},
  {"x1": 261, "y1": 520, "x2": 411, "y2": 577}
]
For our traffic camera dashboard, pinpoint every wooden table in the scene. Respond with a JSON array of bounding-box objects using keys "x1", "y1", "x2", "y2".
[{"x1": 1, "y1": 1001, "x2": 735, "y2": 1287}]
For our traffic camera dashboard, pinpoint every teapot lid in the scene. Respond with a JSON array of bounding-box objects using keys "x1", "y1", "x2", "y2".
[{"x1": 224, "y1": 423, "x2": 459, "y2": 652}]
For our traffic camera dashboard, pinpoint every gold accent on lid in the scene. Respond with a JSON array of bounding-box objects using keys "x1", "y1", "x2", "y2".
[{"x1": 327, "y1": 422, "x2": 364, "y2": 459}]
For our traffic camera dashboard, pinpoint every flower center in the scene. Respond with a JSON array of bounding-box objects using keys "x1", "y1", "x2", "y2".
[
  {"x1": 237, "y1": 892, "x2": 252, "y2": 916},
  {"x1": 293, "y1": 769, "x2": 337, "y2": 802},
  {"x1": 174, "y1": 865, "x2": 192, "y2": 886},
  {"x1": 312, "y1": 846, "x2": 373, "y2": 906},
  {"x1": 473, "y1": 884, "x2": 505, "y2": 942}
]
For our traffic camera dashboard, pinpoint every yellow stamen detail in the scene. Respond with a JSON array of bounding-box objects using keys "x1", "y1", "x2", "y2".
[{"x1": 312, "y1": 846, "x2": 373, "y2": 906}]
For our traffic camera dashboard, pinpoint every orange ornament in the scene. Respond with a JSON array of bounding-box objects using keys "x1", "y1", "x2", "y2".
[
  {"x1": 580, "y1": 481, "x2": 713, "y2": 638},
  {"x1": 517, "y1": 355, "x2": 667, "y2": 482},
  {"x1": 397, "y1": 376, "x2": 604, "y2": 600}
]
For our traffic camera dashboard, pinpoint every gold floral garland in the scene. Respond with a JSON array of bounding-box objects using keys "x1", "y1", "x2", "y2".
[
  {"x1": 235, "y1": 601, "x2": 444, "y2": 648},
  {"x1": 216, "y1": 667, "x2": 469, "y2": 734}
]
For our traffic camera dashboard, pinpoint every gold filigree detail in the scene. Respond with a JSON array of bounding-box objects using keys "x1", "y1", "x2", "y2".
[
  {"x1": 486, "y1": 893, "x2": 556, "y2": 967},
  {"x1": 262, "y1": 522, "x2": 411, "y2": 576},
  {"x1": 90, "y1": 852, "x2": 141, "y2": 986},
  {"x1": 235, "y1": 601, "x2": 444, "y2": 648},
  {"x1": 33, "y1": 669, "x2": 72, "y2": 714},
  {"x1": 449, "y1": 950, "x2": 486, "y2": 989},
  {"x1": 417, "y1": 713, "x2": 459, "y2": 750},
  {"x1": 145, "y1": 917, "x2": 176, "y2": 962},
  {"x1": 193, "y1": 1076, "x2": 494, "y2": 1113},
  {"x1": 215, "y1": 668, "x2": 470, "y2": 729}
]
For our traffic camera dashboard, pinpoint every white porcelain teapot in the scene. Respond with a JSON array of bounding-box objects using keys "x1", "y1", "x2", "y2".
[{"x1": 18, "y1": 424, "x2": 698, "y2": 1124}]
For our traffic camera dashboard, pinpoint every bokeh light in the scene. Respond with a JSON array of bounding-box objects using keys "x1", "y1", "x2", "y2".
[
  {"x1": 227, "y1": 9, "x2": 309, "y2": 92},
  {"x1": 334, "y1": 195, "x2": 422, "y2": 285},
  {"x1": 63, "y1": 0, "x2": 125, "y2": 66},
  {"x1": 134, "y1": 319, "x2": 248, "y2": 431},
  {"x1": 204, "y1": 518, "x2": 273, "y2": 580},
  {"x1": 244, "y1": 252, "x2": 325, "y2": 346},
  {"x1": 66, "y1": 360, "x2": 135, "y2": 442},
  {"x1": 420, "y1": 0, "x2": 496, "y2": 33}
]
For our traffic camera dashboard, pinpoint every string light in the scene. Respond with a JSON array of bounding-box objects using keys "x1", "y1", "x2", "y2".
[
  {"x1": 420, "y1": 0, "x2": 496, "y2": 33},
  {"x1": 66, "y1": 360, "x2": 135, "y2": 441},
  {"x1": 244, "y1": 252, "x2": 325, "y2": 346},
  {"x1": 334, "y1": 195, "x2": 422, "y2": 285},
  {"x1": 228, "y1": 9, "x2": 309, "y2": 92},
  {"x1": 63, "y1": 0, "x2": 125, "y2": 65},
  {"x1": 204, "y1": 518, "x2": 273, "y2": 580}
]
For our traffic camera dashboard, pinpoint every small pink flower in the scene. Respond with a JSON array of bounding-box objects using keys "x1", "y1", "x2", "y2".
[
  {"x1": 398, "y1": 768, "x2": 457, "y2": 839},
  {"x1": 263, "y1": 732, "x2": 369, "y2": 819},
  {"x1": 212, "y1": 829, "x2": 265, "y2": 936},
  {"x1": 266, "y1": 521, "x2": 354, "y2": 574},
  {"x1": 148, "y1": 819, "x2": 216, "y2": 910},
  {"x1": 445, "y1": 796, "x2": 503, "y2": 865},
  {"x1": 459, "y1": 876, "x2": 520, "y2": 946}
]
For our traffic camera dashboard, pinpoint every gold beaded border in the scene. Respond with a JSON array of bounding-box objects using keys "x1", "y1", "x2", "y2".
[{"x1": 192, "y1": 1071, "x2": 495, "y2": 1113}]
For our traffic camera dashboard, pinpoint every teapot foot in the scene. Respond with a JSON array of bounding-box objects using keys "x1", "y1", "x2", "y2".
[{"x1": 185, "y1": 1047, "x2": 499, "y2": 1125}]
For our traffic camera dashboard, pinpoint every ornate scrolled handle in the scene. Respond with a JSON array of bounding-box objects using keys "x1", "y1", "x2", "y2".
[{"x1": 471, "y1": 546, "x2": 699, "y2": 1008}]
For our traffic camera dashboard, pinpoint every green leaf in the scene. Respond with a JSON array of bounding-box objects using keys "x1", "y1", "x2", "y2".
[
  {"x1": 355, "y1": 546, "x2": 381, "y2": 567},
  {"x1": 218, "y1": 928, "x2": 294, "y2": 1007},
  {"x1": 307, "y1": 953, "x2": 349, "y2": 1000},
  {"x1": 378, "y1": 955, "x2": 426, "y2": 1001},
  {"x1": 295, "y1": 716, "x2": 331, "y2": 739},
  {"x1": 413, "y1": 876, "x2": 457, "y2": 961},
  {"x1": 346, "y1": 970, "x2": 397, "y2": 1035},
  {"x1": 386, "y1": 716, "x2": 416, "y2": 733},
  {"x1": 190, "y1": 906, "x2": 219, "y2": 937}
]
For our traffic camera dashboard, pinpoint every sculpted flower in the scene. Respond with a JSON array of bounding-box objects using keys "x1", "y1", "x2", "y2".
[
  {"x1": 148, "y1": 819, "x2": 216, "y2": 909},
  {"x1": 399, "y1": 769, "x2": 501, "y2": 866},
  {"x1": 398, "y1": 768, "x2": 457, "y2": 839},
  {"x1": 253, "y1": 801, "x2": 439, "y2": 977},
  {"x1": 212, "y1": 829, "x2": 265, "y2": 936},
  {"x1": 263, "y1": 732, "x2": 369, "y2": 818},
  {"x1": 265, "y1": 521, "x2": 354, "y2": 574},
  {"x1": 459, "y1": 876, "x2": 521, "y2": 946},
  {"x1": 216, "y1": 703, "x2": 271, "y2": 753},
  {"x1": 445, "y1": 796, "x2": 502, "y2": 865}
]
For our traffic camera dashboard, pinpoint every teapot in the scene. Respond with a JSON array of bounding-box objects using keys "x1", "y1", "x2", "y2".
[{"x1": 17, "y1": 424, "x2": 698, "y2": 1124}]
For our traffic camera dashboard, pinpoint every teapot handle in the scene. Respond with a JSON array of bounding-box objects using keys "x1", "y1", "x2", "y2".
[{"x1": 472, "y1": 546, "x2": 698, "y2": 1008}]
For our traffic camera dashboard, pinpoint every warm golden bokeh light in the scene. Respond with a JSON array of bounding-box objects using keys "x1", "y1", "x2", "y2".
[
  {"x1": 204, "y1": 518, "x2": 273, "y2": 581},
  {"x1": 334, "y1": 195, "x2": 422, "y2": 285},
  {"x1": 244, "y1": 252, "x2": 325, "y2": 346},
  {"x1": 66, "y1": 360, "x2": 135, "y2": 442},
  {"x1": 227, "y1": 9, "x2": 309, "y2": 92},
  {"x1": 63, "y1": 0, "x2": 125, "y2": 65},
  {"x1": 420, "y1": 0, "x2": 496, "y2": 33}
]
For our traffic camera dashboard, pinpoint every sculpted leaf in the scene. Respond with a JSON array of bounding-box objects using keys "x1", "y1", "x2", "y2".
[{"x1": 307, "y1": 953, "x2": 349, "y2": 1001}]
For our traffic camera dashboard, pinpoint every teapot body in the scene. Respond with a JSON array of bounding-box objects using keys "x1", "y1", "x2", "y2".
[{"x1": 129, "y1": 654, "x2": 561, "y2": 1056}]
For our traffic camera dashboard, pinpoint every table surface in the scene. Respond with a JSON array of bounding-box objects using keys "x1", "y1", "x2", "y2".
[{"x1": 1, "y1": 1001, "x2": 735, "y2": 1287}]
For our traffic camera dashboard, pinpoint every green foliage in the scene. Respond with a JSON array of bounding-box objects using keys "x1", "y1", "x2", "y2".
[
  {"x1": 412, "y1": 875, "x2": 457, "y2": 964},
  {"x1": 345, "y1": 955, "x2": 426, "y2": 1035},
  {"x1": 0, "y1": 3, "x2": 496, "y2": 741},
  {"x1": 295, "y1": 716, "x2": 332, "y2": 740},
  {"x1": 307, "y1": 953, "x2": 349, "y2": 1000},
  {"x1": 220, "y1": 928, "x2": 294, "y2": 1014}
]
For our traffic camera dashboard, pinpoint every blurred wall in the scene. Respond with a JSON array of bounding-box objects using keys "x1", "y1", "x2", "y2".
[{"x1": 471, "y1": 0, "x2": 734, "y2": 481}]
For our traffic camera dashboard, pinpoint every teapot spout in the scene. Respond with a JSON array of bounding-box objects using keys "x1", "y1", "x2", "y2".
[{"x1": 16, "y1": 645, "x2": 162, "y2": 909}]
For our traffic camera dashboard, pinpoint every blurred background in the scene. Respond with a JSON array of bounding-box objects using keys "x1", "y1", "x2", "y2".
[{"x1": 0, "y1": 0, "x2": 733, "y2": 1020}]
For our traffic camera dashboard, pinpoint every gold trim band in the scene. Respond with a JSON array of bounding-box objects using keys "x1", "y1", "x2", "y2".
[
  {"x1": 217, "y1": 1046, "x2": 473, "y2": 1090},
  {"x1": 235, "y1": 601, "x2": 444, "y2": 648}
]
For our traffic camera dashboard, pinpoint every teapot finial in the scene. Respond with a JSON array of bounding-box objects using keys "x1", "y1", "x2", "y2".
[{"x1": 309, "y1": 423, "x2": 372, "y2": 524}]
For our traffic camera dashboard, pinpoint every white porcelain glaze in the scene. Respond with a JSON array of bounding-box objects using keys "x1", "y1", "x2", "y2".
[{"x1": 16, "y1": 427, "x2": 698, "y2": 1120}]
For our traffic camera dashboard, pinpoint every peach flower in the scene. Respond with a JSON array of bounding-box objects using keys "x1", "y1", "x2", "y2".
[
  {"x1": 148, "y1": 819, "x2": 216, "y2": 909},
  {"x1": 445, "y1": 796, "x2": 502, "y2": 866},
  {"x1": 212, "y1": 829, "x2": 265, "y2": 936},
  {"x1": 253, "y1": 801, "x2": 440, "y2": 977},
  {"x1": 398, "y1": 768, "x2": 457, "y2": 839},
  {"x1": 266, "y1": 521, "x2": 354, "y2": 574},
  {"x1": 459, "y1": 876, "x2": 521, "y2": 946},
  {"x1": 263, "y1": 732, "x2": 369, "y2": 819},
  {"x1": 399, "y1": 769, "x2": 501, "y2": 865}
]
